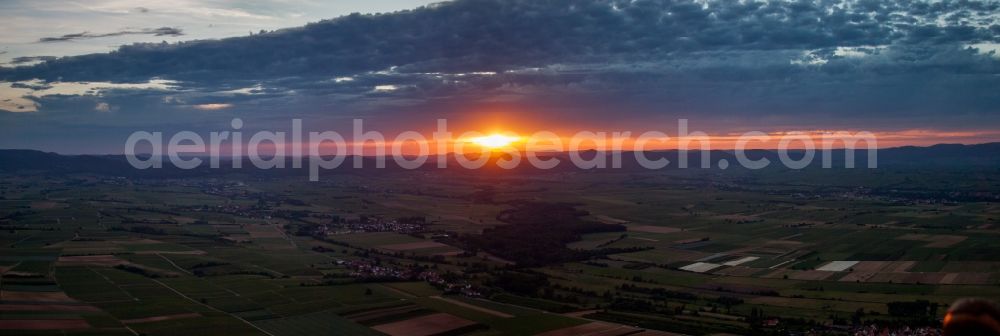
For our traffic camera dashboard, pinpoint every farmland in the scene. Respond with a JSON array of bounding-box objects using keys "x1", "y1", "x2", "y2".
[{"x1": 1, "y1": 164, "x2": 999, "y2": 335}]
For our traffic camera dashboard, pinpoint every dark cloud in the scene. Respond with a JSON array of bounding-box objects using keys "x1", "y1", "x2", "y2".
[
  {"x1": 37, "y1": 27, "x2": 183, "y2": 43},
  {"x1": 1, "y1": 0, "x2": 998, "y2": 153},
  {"x1": 9, "y1": 81, "x2": 51, "y2": 90},
  {"x1": 9, "y1": 56, "x2": 57, "y2": 65},
  {"x1": 0, "y1": 0, "x2": 991, "y2": 82}
]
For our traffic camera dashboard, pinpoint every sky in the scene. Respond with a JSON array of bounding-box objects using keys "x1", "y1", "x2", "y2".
[
  {"x1": 0, "y1": 0, "x2": 443, "y2": 65},
  {"x1": 0, "y1": 0, "x2": 998, "y2": 154}
]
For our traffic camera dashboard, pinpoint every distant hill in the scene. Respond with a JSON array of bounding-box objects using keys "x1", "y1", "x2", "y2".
[{"x1": 1, "y1": 143, "x2": 998, "y2": 177}]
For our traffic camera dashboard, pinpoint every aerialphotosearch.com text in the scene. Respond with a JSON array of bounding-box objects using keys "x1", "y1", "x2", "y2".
[{"x1": 124, "y1": 118, "x2": 878, "y2": 181}]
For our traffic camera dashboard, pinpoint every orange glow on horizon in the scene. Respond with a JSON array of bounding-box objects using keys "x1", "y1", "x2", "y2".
[
  {"x1": 465, "y1": 133, "x2": 522, "y2": 150},
  {"x1": 217, "y1": 128, "x2": 1000, "y2": 156}
]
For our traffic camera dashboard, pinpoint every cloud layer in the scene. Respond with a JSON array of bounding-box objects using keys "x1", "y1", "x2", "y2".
[
  {"x1": 0, "y1": 0, "x2": 998, "y2": 153},
  {"x1": 38, "y1": 27, "x2": 184, "y2": 43}
]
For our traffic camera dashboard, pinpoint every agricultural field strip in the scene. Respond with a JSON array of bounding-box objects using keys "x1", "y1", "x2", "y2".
[
  {"x1": 722, "y1": 256, "x2": 759, "y2": 266},
  {"x1": 575, "y1": 266, "x2": 940, "y2": 308},
  {"x1": 121, "y1": 312, "x2": 203, "y2": 324},
  {"x1": 816, "y1": 261, "x2": 860, "y2": 272},
  {"x1": 679, "y1": 262, "x2": 723, "y2": 273},
  {"x1": 370, "y1": 312, "x2": 477, "y2": 336}
]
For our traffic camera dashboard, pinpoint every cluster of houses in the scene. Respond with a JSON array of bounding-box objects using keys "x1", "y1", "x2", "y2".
[
  {"x1": 337, "y1": 259, "x2": 481, "y2": 297},
  {"x1": 331, "y1": 220, "x2": 424, "y2": 234}
]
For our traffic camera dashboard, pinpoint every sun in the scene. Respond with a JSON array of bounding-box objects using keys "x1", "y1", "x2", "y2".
[{"x1": 469, "y1": 134, "x2": 520, "y2": 149}]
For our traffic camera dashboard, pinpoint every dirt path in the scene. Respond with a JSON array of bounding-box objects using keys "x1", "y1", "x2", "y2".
[
  {"x1": 377, "y1": 284, "x2": 416, "y2": 298},
  {"x1": 86, "y1": 267, "x2": 137, "y2": 302},
  {"x1": 270, "y1": 223, "x2": 298, "y2": 249},
  {"x1": 8, "y1": 234, "x2": 36, "y2": 247},
  {"x1": 430, "y1": 296, "x2": 513, "y2": 318},
  {"x1": 156, "y1": 253, "x2": 192, "y2": 276}
]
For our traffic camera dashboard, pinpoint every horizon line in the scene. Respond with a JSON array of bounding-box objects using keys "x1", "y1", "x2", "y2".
[{"x1": 2, "y1": 141, "x2": 997, "y2": 157}]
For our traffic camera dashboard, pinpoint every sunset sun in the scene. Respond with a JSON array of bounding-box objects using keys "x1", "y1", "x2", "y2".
[{"x1": 469, "y1": 134, "x2": 520, "y2": 149}]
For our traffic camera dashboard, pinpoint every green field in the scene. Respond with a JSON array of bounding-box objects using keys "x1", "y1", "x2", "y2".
[{"x1": 1, "y1": 168, "x2": 999, "y2": 335}]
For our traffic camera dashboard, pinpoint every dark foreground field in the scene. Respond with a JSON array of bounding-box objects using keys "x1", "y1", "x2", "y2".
[{"x1": 1, "y1": 148, "x2": 999, "y2": 335}]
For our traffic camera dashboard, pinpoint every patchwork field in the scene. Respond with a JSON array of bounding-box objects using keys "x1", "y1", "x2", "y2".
[{"x1": 1, "y1": 167, "x2": 999, "y2": 335}]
